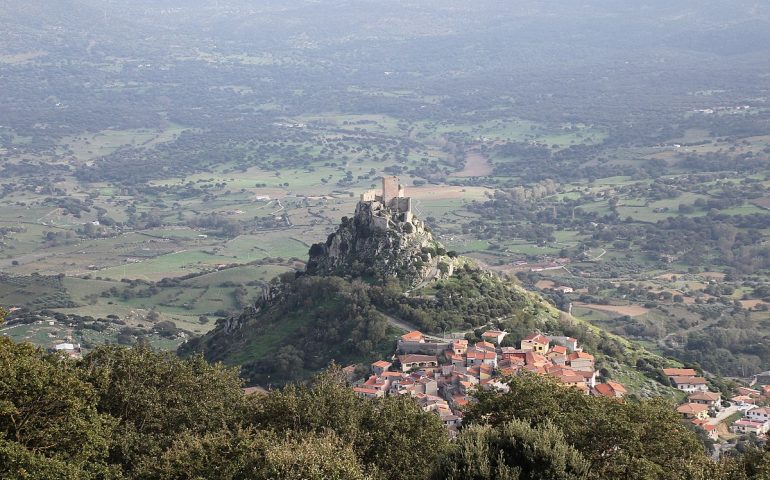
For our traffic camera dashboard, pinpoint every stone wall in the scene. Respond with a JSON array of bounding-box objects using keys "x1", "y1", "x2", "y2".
[
  {"x1": 360, "y1": 190, "x2": 377, "y2": 202},
  {"x1": 394, "y1": 197, "x2": 411, "y2": 213},
  {"x1": 397, "y1": 340, "x2": 451, "y2": 355}
]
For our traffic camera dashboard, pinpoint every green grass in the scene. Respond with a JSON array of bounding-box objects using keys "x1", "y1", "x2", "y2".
[{"x1": 225, "y1": 311, "x2": 309, "y2": 365}]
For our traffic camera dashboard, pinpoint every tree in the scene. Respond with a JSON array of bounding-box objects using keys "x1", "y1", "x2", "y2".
[
  {"x1": 0, "y1": 337, "x2": 116, "y2": 478},
  {"x1": 0, "y1": 438, "x2": 90, "y2": 480},
  {"x1": 463, "y1": 374, "x2": 710, "y2": 479},
  {"x1": 79, "y1": 346, "x2": 247, "y2": 475},
  {"x1": 433, "y1": 419, "x2": 589, "y2": 480},
  {"x1": 247, "y1": 366, "x2": 448, "y2": 480},
  {"x1": 139, "y1": 428, "x2": 372, "y2": 480}
]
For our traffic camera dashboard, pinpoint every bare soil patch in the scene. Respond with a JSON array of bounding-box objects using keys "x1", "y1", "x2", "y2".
[
  {"x1": 655, "y1": 273, "x2": 683, "y2": 281},
  {"x1": 408, "y1": 185, "x2": 488, "y2": 200},
  {"x1": 741, "y1": 299, "x2": 770, "y2": 310},
  {"x1": 701, "y1": 271, "x2": 726, "y2": 281},
  {"x1": 450, "y1": 151, "x2": 494, "y2": 177},
  {"x1": 573, "y1": 302, "x2": 650, "y2": 317},
  {"x1": 535, "y1": 280, "x2": 555, "y2": 289},
  {"x1": 751, "y1": 197, "x2": 770, "y2": 210}
]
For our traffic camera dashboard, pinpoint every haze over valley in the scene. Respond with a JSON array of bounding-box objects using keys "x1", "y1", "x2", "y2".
[{"x1": 3, "y1": 1, "x2": 770, "y2": 477}]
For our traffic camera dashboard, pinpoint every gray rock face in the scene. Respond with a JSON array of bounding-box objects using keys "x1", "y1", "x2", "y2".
[{"x1": 306, "y1": 200, "x2": 454, "y2": 287}]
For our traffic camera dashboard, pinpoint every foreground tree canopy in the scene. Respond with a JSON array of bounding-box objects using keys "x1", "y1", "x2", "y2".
[{"x1": 2, "y1": 328, "x2": 770, "y2": 479}]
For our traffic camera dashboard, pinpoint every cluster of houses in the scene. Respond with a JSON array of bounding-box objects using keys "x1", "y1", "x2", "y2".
[
  {"x1": 354, "y1": 329, "x2": 626, "y2": 434},
  {"x1": 670, "y1": 368, "x2": 722, "y2": 440},
  {"x1": 673, "y1": 367, "x2": 770, "y2": 442},
  {"x1": 725, "y1": 380, "x2": 770, "y2": 438}
]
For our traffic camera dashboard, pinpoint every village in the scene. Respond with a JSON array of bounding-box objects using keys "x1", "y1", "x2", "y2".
[
  {"x1": 355, "y1": 329, "x2": 617, "y2": 436},
  {"x1": 355, "y1": 329, "x2": 770, "y2": 446}
]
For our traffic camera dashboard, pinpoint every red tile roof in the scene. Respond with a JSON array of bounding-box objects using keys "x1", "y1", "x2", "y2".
[
  {"x1": 671, "y1": 376, "x2": 707, "y2": 385},
  {"x1": 568, "y1": 351, "x2": 594, "y2": 361},
  {"x1": 399, "y1": 354, "x2": 438, "y2": 364},
  {"x1": 522, "y1": 333, "x2": 549, "y2": 344},
  {"x1": 467, "y1": 348, "x2": 496, "y2": 361},
  {"x1": 482, "y1": 330, "x2": 505, "y2": 338},
  {"x1": 400, "y1": 330, "x2": 424, "y2": 342},
  {"x1": 606, "y1": 381, "x2": 626, "y2": 394},
  {"x1": 677, "y1": 403, "x2": 708, "y2": 414},
  {"x1": 476, "y1": 341, "x2": 496, "y2": 351},
  {"x1": 688, "y1": 391, "x2": 721, "y2": 402}
]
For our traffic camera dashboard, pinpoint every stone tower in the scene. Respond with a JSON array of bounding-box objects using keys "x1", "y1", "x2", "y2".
[{"x1": 381, "y1": 175, "x2": 400, "y2": 204}]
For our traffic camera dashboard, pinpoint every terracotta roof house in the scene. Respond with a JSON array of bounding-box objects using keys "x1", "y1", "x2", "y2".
[
  {"x1": 398, "y1": 354, "x2": 439, "y2": 372},
  {"x1": 677, "y1": 403, "x2": 709, "y2": 420},
  {"x1": 733, "y1": 419, "x2": 770, "y2": 435},
  {"x1": 663, "y1": 368, "x2": 698, "y2": 378},
  {"x1": 746, "y1": 407, "x2": 770, "y2": 423},
  {"x1": 371, "y1": 360, "x2": 392, "y2": 375},
  {"x1": 687, "y1": 391, "x2": 721, "y2": 409},
  {"x1": 476, "y1": 341, "x2": 496, "y2": 351},
  {"x1": 577, "y1": 369, "x2": 598, "y2": 388},
  {"x1": 671, "y1": 376, "x2": 708, "y2": 393},
  {"x1": 401, "y1": 331, "x2": 425, "y2": 343},
  {"x1": 481, "y1": 330, "x2": 507, "y2": 345},
  {"x1": 736, "y1": 386, "x2": 761, "y2": 398},
  {"x1": 524, "y1": 350, "x2": 548, "y2": 367},
  {"x1": 567, "y1": 351, "x2": 595, "y2": 371},
  {"x1": 549, "y1": 335, "x2": 579, "y2": 352},
  {"x1": 466, "y1": 347, "x2": 497, "y2": 368},
  {"x1": 592, "y1": 381, "x2": 627, "y2": 399},
  {"x1": 500, "y1": 347, "x2": 527, "y2": 362},
  {"x1": 556, "y1": 373, "x2": 589, "y2": 393},
  {"x1": 521, "y1": 333, "x2": 550, "y2": 353},
  {"x1": 692, "y1": 419, "x2": 719, "y2": 440},
  {"x1": 731, "y1": 395, "x2": 756, "y2": 406},
  {"x1": 549, "y1": 345, "x2": 568, "y2": 355},
  {"x1": 450, "y1": 339, "x2": 468, "y2": 355}
]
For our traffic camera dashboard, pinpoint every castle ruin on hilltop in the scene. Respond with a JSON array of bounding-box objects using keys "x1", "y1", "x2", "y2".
[
  {"x1": 359, "y1": 175, "x2": 414, "y2": 230},
  {"x1": 305, "y1": 174, "x2": 455, "y2": 285}
]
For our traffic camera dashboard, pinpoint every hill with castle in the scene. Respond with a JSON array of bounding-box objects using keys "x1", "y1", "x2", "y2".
[
  {"x1": 306, "y1": 176, "x2": 458, "y2": 287},
  {"x1": 180, "y1": 176, "x2": 571, "y2": 385},
  {"x1": 181, "y1": 176, "x2": 676, "y2": 397}
]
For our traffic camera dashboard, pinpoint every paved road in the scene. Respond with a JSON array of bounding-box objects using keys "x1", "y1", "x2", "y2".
[
  {"x1": 407, "y1": 263, "x2": 439, "y2": 293},
  {"x1": 711, "y1": 404, "x2": 741, "y2": 425}
]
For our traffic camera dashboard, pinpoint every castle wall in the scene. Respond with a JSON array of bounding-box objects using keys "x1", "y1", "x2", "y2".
[
  {"x1": 395, "y1": 197, "x2": 412, "y2": 213},
  {"x1": 397, "y1": 340, "x2": 451, "y2": 355},
  {"x1": 360, "y1": 190, "x2": 377, "y2": 202}
]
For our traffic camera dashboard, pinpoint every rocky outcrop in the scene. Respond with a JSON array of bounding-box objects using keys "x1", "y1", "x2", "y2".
[{"x1": 306, "y1": 200, "x2": 455, "y2": 287}]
